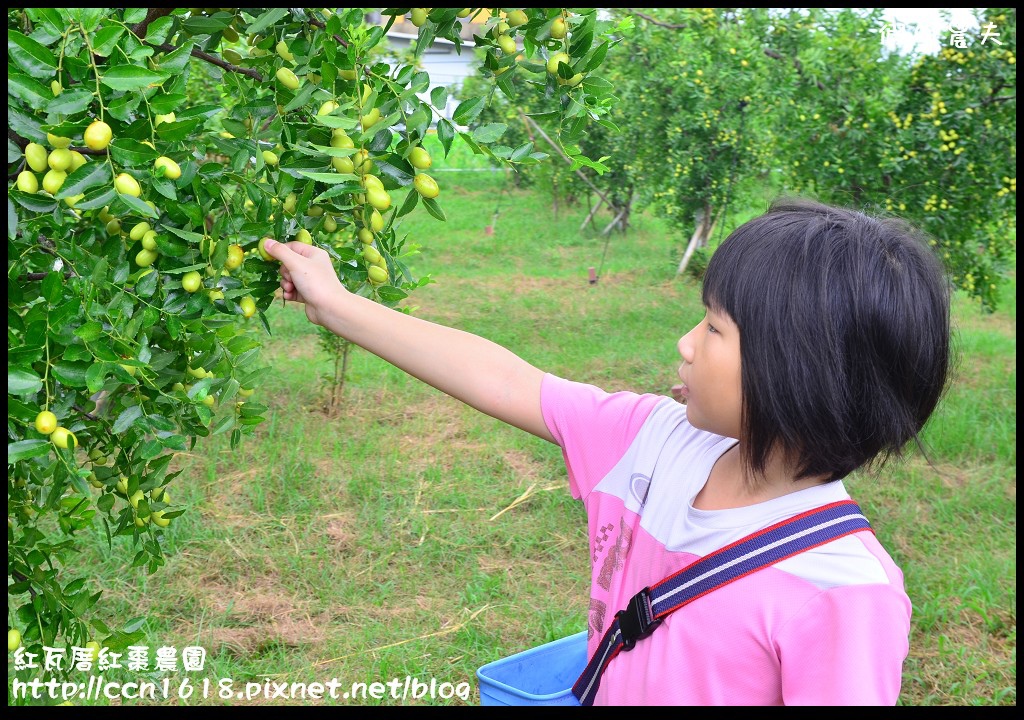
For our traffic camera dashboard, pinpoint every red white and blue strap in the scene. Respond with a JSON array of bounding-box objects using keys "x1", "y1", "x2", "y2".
[{"x1": 572, "y1": 500, "x2": 872, "y2": 706}]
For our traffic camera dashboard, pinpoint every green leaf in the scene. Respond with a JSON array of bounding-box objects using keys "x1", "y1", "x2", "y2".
[
  {"x1": 430, "y1": 86, "x2": 448, "y2": 110},
  {"x1": 8, "y1": 73, "x2": 50, "y2": 107},
  {"x1": 73, "y1": 187, "x2": 118, "y2": 212},
  {"x1": 8, "y1": 440, "x2": 52, "y2": 464},
  {"x1": 109, "y1": 138, "x2": 159, "y2": 167},
  {"x1": 8, "y1": 30, "x2": 58, "y2": 78},
  {"x1": 113, "y1": 405, "x2": 144, "y2": 434},
  {"x1": 421, "y1": 197, "x2": 447, "y2": 222},
  {"x1": 581, "y1": 76, "x2": 614, "y2": 95},
  {"x1": 472, "y1": 123, "x2": 507, "y2": 144},
  {"x1": 247, "y1": 7, "x2": 290, "y2": 34},
  {"x1": 8, "y1": 198, "x2": 17, "y2": 241},
  {"x1": 149, "y1": 94, "x2": 188, "y2": 114},
  {"x1": 57, "y1": 161, "x2": 113, "y2": 199},
  {"x1": 52, "y1": 361, "x2": 91, "y2": 388},
  {"x1": 163, "y1": 226, "x2": 204, "y2": 244},
  {"x1": 92, "y1": 26, "x2": 125, "y2": 57},
  {"x1": 100, "y1": 65, "x2": 170, "y2": 91},
  {"x1": 437, "y1": 119, "x2": 455, "y2": 157},
  {"x1": 47, "y1": 89, "x2": 96, "y2": 115},
  {"x1": 146, "y1": 15, "x2": 175, "y2": 44},
  {"x1": 41, "y1": 272, "x2": 63, "y2": 303},
  {"x1": 8, "y1": 368, "x2": 43, "y2": 395},
  {"x1": 297, "y1": 171, "x2": 359, "y2": 184},
  {"x1": 510, "y1": 142, "x2": 535, "y2": 162},
  {"x1": 86, "y1": 362, "x2": 108, "y2": 394},
  {"x1": 117, "y1": 193, "x2": 159, "y2": 218},
  {"x1": 159, "y1": 42, "x2": 194, "y2": 74},
  {"x1": 453, "y1": 97, "x2": 486, "y2": 126},
  {"x1": 394, "y1": 187, "x2": 419, "y2": 219}
]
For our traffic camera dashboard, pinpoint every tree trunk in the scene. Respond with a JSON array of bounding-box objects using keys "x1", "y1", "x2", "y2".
[{"x1": 676, "y1": 203, "x2": 716, "y2": 277}]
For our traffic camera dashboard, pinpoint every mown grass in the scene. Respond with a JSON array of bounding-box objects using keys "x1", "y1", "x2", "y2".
[{"x1": 28, "y1": 158, "x2": 1015, "y2": 706}]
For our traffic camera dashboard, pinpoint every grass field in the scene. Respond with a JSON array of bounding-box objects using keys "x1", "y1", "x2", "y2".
[{"x1": 25, "y1": 158, "x2": 1015, "y2": 706}]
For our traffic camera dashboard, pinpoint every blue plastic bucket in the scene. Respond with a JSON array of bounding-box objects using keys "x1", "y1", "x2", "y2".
[{"x1": 476, "y1": 631, "x2": 587, "y2": 706}]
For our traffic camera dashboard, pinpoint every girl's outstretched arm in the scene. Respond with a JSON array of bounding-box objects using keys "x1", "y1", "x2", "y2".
[{"x1": 263, "y1": 238, "x2": 556, "y2": 444}]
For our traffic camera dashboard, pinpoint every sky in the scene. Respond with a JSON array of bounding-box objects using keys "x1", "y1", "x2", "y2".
[{"x1": 880, "y1": 8, "x2": 984, "y2": 56}]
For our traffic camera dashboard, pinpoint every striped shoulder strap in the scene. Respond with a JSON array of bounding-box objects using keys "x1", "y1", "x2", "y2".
[{"x1": 572, "y1": 500, "x2": 872, "y2": 706}]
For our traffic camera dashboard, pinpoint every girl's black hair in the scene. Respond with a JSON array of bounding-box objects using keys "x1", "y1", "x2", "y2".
[{"x1": 702, "y1": 197, "x2": 952, "y2": 483}]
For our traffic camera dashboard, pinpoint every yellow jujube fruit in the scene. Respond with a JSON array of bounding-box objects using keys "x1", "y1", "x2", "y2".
[
  {"x1": 369, "y1": 209, "x2": 385, "y2": 232},
  {"x1": 367, "y1": 187, "x2": 391, "y2": 211},
  {"x1": 130, "y1": 222, "x2": 151, "y2": 241},
  {"x1": 547, "y1": 52, "x2": 570, "y2": 74},
  {"x1": 69, "y1": 151, "x2": 87, "y2": 171},
  {"x1": 105, "y1": 219, "x2": 122, "y2": 235},
  {"x1": 136, "y1": 248, "x2": 159, "y2": 267},
  {"x1": 47, "y1": 148, "x2": 73, "y2": 172},
  {"x1": 362, "y1": 244, "x2": 382, "y2": 264},
  {"x1": 498, "y1": 34, "x2": 516, "y2": 55},
  {"x1": 182, "y1": 271, "x2": 202, "y2": 292},
  {"x1": 362, "y1": 174, "x2": 384, "y2": 192},
  {"x1": 339, "y1": 68, "x2": 358, "y2": 81},
  {"x1": 25, "y1": 143, "x2": 49, "y2": 173},
  {"x1": 154, "y1": 112, "x2": 175, "y2": 126},
  {"x1": 240, "y1": 296, "x2": 257, "y2": 318},
  {"x1": 409, "y1": 147, "x2": 432, "y2": 169},
  {"x1": 51, "y1": 80, "x2": 63, "y2": 96},
  {"x1": 358, "y1": 228, "x2": 374, "y2": 244},
  {"x1": 413, "y1": 173, "x2": 440, "y2": 199},
  {"x1": 276, "y1": 67, "x2": 300, "y2": 90},
  {"x1": 152, "y1": 510, "x2": 171, "y2": 527},
  {"x1": 283, "y1": 193, "x2": 297, "y2": 214},
  {"x1": 323, "y1": 215, "x2": 338, "y2": 232},
  {"x1": 84, "y1": 120, "x2": 113, "y2": 151},
  {"x1": 317, "y1": 100, "x2": 339, "y2": 116},
  {"x1": 34, "y1": 410, "x2": 58, "y2": 435},
  {"x1": 141, "y1": 231, "x2": 159, "y2": 251},
  {"x1": 155, "y1": 156, "x2": 181, "y2": 180},
  {"x1": 47, "y1": 133, "x2": 72, "y2": 149},
  {"x1": 225, "y1": 244, "x2": 244, "y2": 270},
  {"x1": 262, "y1": 150, "x2": 279, "y2": 166},
  {"x1": 410, "y1": 8, "x2": 428, "y2": 27},
  {"x1": 296, "y1": 228, "x2": 312, "y2": 244},
  {"x1": 367, "y1": 265, "x2": 389, "y2": 284},
  {"x1": 331, "y1": 131, "x2": 355, "y2": 149},
  {"x1": 550, "y1": 18, "x2": 567, "y2": 39},
  {"x1": 361, "y1": 107, "x2": 381, "y2": 130},
  {"x1": 276, "y1": 40, "x2": 294, "y2": 63},
  {"x1": 51, "y1": 427, "x2": 77, "y2": 449},
  {"x1": 16, "y1": 171, "x2": 39, "y2": 194},
  {"x1": 42, "y1": 169, "x2": 67, "y2": 195},
  {"x1": 258, "y1": 237, "x2": 278, "y2": 261},
  {"x1": 114, "y1": 173, "x2": 142, "y2": 197},
  {"x1": 332, "y1": 156, "x2": 354, "y2": 173}
]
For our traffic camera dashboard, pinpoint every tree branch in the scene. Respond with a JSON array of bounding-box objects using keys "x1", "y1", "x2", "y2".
[
  {"x1": 150, "y1": 42, "x2": 264, "y2": 82},
  {"x1": 763, "y1": 47, "x2": 826, "y2": 91},
  {"x1": 519, "y1": 113, "x2": 616, "y2": 212},
  {"x1": 131, "y1": 8, "x2": 174, "y2": 39},
  {"x1": 626, "y1": 9, "x2": 688, "y2": 29},
  {"x1": 308, "y1": 17, "x2": 350, "y2": 48}
]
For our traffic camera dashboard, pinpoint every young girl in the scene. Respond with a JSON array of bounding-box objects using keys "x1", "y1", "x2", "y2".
[{"x1": 262, "y1": 197, "x2": 952, "y2": 705}]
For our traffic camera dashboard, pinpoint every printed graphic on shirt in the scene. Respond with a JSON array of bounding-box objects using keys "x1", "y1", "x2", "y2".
[{"x1": 589, "y1": 516, "x2": 635, "y2": 639}]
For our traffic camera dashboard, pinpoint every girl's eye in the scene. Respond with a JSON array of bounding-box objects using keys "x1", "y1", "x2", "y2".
[{"x1": 707, "y1": 323, "x2": 717, "y2": 334}]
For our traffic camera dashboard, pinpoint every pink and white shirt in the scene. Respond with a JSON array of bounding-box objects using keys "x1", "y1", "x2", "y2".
[{"x1": 540, "y1": 374, "x2": 912, "y2": 705}]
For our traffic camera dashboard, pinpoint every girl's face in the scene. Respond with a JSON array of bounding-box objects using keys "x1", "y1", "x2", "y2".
[{"x1": 676, "y1": 307, "x2": 743, "y2": 439}]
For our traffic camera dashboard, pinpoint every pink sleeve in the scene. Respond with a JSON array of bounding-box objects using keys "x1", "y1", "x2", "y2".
[
  {"x1": 540, "y1": 373, "x2": 664, "y2": 500},
  {"x1": 777, "y1": 584, "x2": 912, "y2": 705}
]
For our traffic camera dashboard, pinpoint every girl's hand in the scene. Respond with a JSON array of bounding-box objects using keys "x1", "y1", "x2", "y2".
[{"x1": 261, "y1": 238, "x2": 347, "y2": 327}]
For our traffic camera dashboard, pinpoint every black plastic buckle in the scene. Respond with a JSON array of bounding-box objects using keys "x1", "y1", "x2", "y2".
[{"x1": 615, "y1": 587, "x2": 662, "y2": 651}]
